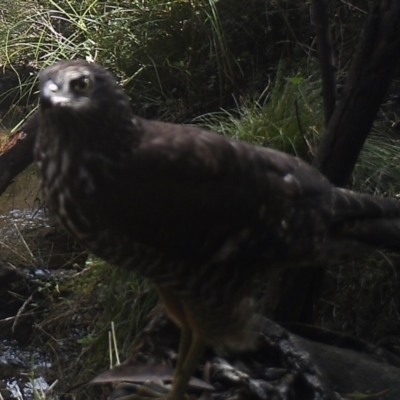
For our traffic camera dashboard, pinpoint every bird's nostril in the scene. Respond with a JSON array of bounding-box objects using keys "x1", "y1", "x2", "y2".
[
  {"x1": 47, "y1": 82, "x2": 59, "y2": 93},
  {"x1": 40, "y1": 81, "x2": 59, "y2": 103}
]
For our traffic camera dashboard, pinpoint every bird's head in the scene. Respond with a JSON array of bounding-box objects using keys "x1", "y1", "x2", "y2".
[
  {"x1": 38, "y1": 60, "x2": 136, "y2": 152},
  {"x1": 39, "y1": 60, "x2": 131, "y2": 117}
]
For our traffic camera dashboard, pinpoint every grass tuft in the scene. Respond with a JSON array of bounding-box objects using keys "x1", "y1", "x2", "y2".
[{"x1": 195, "y1": 64, "x2": 324, "y2": 161}]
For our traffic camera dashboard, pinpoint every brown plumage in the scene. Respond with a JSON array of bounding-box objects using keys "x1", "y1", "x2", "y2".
[{"x1": 35, "y1": 60, "x2": 400, "y2": 399}]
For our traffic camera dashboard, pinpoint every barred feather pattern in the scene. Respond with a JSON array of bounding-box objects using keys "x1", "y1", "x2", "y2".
[{"x1": 36, "y1": 60, "x2": 400, "y2": 346}]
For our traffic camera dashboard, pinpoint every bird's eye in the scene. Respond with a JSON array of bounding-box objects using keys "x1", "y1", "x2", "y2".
[{"x1": 71, "y1": 76, "x2": 93, "y2": 93}]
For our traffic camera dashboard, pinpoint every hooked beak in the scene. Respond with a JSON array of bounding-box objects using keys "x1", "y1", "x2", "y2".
[{"x1": 40, "y1": 80, "x2": 71, "y2": 109}]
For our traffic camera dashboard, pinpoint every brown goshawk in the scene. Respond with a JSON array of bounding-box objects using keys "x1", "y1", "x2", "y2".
[{"x1": 36, "y1": 60, "x2": 400, "y2": 399}]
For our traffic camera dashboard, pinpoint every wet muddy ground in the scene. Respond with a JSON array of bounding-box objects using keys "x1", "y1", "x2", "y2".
[
  {"x1": 0, "y1": 339, "x2": 54, "y2": 399},
  {"x1": 0, "y1": 172, "x2": 86, "y2": 399}
]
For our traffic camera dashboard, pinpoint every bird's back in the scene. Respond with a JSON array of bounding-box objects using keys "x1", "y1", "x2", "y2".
[{"x1": 36, "y1": 60, "x2": 400, "y2": 347}]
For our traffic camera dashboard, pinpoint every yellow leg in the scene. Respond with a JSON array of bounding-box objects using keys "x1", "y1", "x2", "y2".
[
  {"x1": 174, "y1": 326, "x2": 192, "y2": 375},
  {"x1": 168, "y1": 334, "x2": 205, "y2": 400},
  {"x1": 108, "y1": 327, "x2": 206, "y2": 399},
  {"x1": 153, "y1": 286, "x2": 207, "y2": 399}
]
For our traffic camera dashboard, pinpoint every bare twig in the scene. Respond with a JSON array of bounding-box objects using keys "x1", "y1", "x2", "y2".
[
  {"x1": 313, "y1": 1, "x2": 400, "y2": 186},
  {"x1": 0, "y1": 312, "x2": 33, "y2": 323},
  {"x1": 339, "y1": 0, "x2": 367, "y2": 14},
  {"x1": 294, "y1": 100, "x2": 314, "y2": 158},
  {"x1": 109, "y1": 331, "x2": 113, "y2": 369},
  {"x1": 0, "y1": 241, "x2": 31, "y2": 263},
  {"x1": 45, "y1": 379, "x2": 59, "y2": 395},
  {"x1": 0, "y1": 111, "x2": 39, "y2": 196},
  {"x1": 13, "y1": 221, "x2": 35, "y2": 260},
  {"x1": 12, "y1": 290, "x2": 35, "y2": 332},
  {"x1": 111, "y1": 321, "x2": 120, "y2": 365},
  {"x1": 311, "y1": 0, "x2": 336, "y2": 125}
]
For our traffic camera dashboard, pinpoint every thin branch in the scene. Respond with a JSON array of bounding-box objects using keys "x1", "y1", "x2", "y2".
[
  {"x1": 311, "y1": 0, "x2": 336, "y2": 126},
  {"x1": 12, "y1": 290, "x2": 36, "y2": 332},
  {"x1": 312, "y1": 1, "x2": 400, "y2": 186},
  {"x1": 0, "y1": 111, "x2": 39, "y2": 196}
]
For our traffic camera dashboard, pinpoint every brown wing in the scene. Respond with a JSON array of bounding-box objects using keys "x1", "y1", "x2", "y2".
[
  {"x1": 36, "y1": 60, "x2": 400, "y2": 271},
  {"x1": 98, "y1": 117, "x2": 335, "y2": 265}
]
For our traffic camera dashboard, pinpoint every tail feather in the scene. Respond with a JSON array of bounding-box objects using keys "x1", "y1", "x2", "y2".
[
  {"x1": 332, "y1": 188, "x2": 400, "y2": 252},
  {"x1": 336, "y1": 218, "x2": 400, "y2": 252}
]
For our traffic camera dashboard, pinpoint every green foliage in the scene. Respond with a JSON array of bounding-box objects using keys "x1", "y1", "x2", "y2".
[
  {"x1": 196, "y1": 64, "x2": 323, "y2": 160},
  {"x1": 1, "y1": 0, "x2": 270, "y2": 120},
  {"x1": 318, "y1": 254, "x2": 400, "y2": 343},
  {"x1": 31, "y1": 259, "x2": 157, "y2": 393},
  {"x1": 353, "y1": 125, "x2": 400, "y2": 196},
  {"x1": 1, "y1": 0, "x2": 370, "y2": 123},
  {"x1": 3, "y1": 0, "x2": 400, "y2": 396}
]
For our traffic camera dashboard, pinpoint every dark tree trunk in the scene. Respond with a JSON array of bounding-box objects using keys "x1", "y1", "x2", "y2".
[
  {"x1": 271, "y1": 0, "x2": 400, "y2": 323},
  {"x1": 2, "y1": 3, "x2": 400, "y2": 328},
  {"x1": 311, "y1": 0, "x2": 336, "y2": 126},
  {"x1": 313, "y1": 0, "x2": 400, "y2": 185}
]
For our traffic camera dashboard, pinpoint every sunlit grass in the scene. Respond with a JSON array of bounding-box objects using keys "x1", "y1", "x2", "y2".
[
  {"x1": 195, "y1": 65, "x2": 324, "y2": 161},
  {"x1": 2, "y1": 1, "x2": 400, "y2": 397},
  {"x1": 30, "y1": 258, "x2": 158, "y2": 396},
  {"x1": 1, "y1": 0, "x2": 266, "y2": 121},
  {"x1": 353, "y1": 125, "x2": 400, "y2": 196}
]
